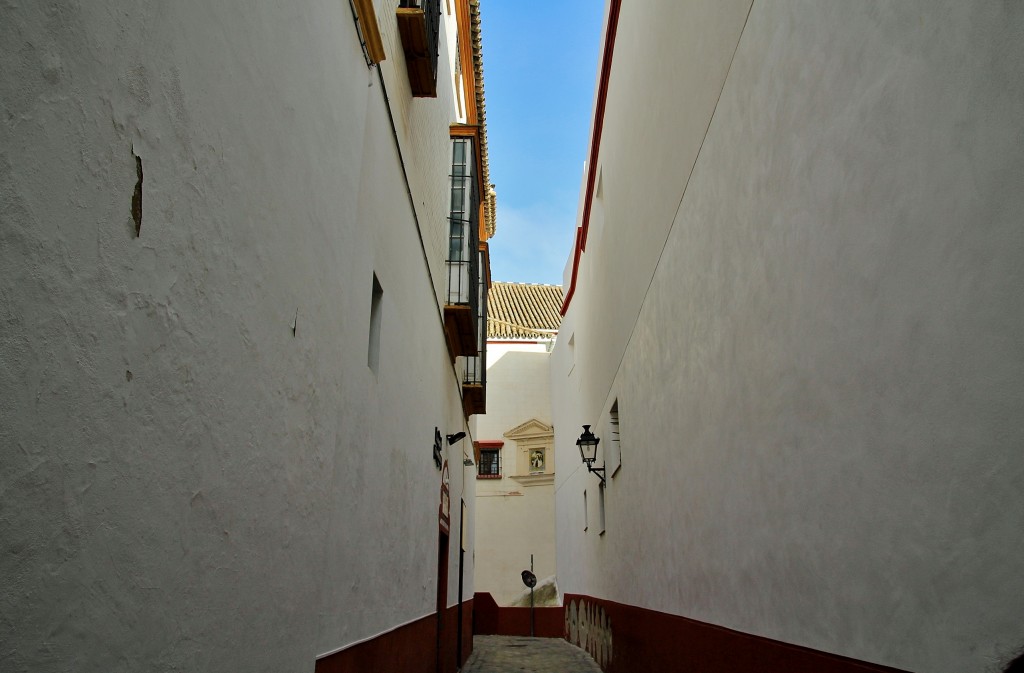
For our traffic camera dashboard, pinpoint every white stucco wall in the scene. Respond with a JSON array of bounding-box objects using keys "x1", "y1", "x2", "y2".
[
  {"x1": 476, "y1": 342, "x2": 554, "y2": 435},
  {"x1": 475, "y1": 485, "x2": 556, "y2": 606},
  {"x1": 473, "y1": 341, "x2": 557, "y2": 605},
  {"x1": 376, "y1": 0, "x2": 462, "y2": 309},
  {"x1": 1, "y1": 1, "x2": 476, "y2": 671},
  {"x1": 552, "y1": 2, "x2": 1024, "y2": 672}
]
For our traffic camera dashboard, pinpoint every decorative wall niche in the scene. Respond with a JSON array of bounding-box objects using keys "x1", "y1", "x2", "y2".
[{"x1": 503, "y1": 418, "x2": 555, "y2": 487}]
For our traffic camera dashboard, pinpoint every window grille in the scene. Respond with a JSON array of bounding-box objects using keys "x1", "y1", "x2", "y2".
[
  {"x1": 446, "y1": 137, "x2": 480, "y2": 317},
  {"x1": 463, "y1": 249, "x2": 487, "y2": 387},
  {"x1": 478, "y1": 449, "x2": 500, "y2": 477}
]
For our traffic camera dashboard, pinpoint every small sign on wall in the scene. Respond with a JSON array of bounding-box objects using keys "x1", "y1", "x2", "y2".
[
  {"x1": 433, "y1": 427, "x2": 443, "y2": 470},
  {"x1": 439, "y1": 461, "x2": 451, "y2": 534}
]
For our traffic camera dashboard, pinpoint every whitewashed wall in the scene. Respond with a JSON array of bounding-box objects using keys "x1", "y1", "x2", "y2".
[
  {"x1": 477, "y1": 343, "x2": 554, "y2": 435},
  {"x1": 375, "y1": 0, "x2": 462, "y2": 310},
  {"x1": 552, "y1": 1, "x2": 1024, "y2": 671},
  {"x1": 0, "y1": 1, "x2": 473, "y2": 671}
]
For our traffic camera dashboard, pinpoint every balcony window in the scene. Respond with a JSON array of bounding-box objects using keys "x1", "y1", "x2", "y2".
[
  {"x1": 396, "y1": 0, "x2": 440, "y2": 97},
  {"x1": 462, "y1": 248, "x2": 486, "y2": 415},
  {"x1": 448, "y1": 138, "x2": 478, "y2": 304},
  {"x1": 444, "y1": 136, "x2": 480, "y2": 358}
]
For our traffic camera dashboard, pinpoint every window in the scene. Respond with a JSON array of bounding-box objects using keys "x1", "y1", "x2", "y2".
[
  {"x1": 567, "y1": 333, "x2": 576, "y2": 376},
  {"x1": 446, "y1": 136, "x2": 479, "y2": 308},
  {"x1": 598, "y1": 483, "x2": 606, "y2": 535},
  {"x1": 462, "y1": 249, "x2": 486, "y2": 389},
  {"x1": 609, "y1": 400, "x2": 621, "y2": 476},
  {"x1": 448, "y1": 139, "x2": 476, "y2": 265},
  {"x1": 444, "y1": 133, "x2": 483, "y2": 361},
  {"x1": 477, "y1": 449, "x2": 501, "y2": 478},
  {"x1": 368, "y1": 274, "x2": 383, "y2": 373}
]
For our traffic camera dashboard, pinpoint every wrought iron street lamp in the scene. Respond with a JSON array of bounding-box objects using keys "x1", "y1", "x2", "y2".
[{"x1": 576, "y1": 424, "x2": 606, "y2": 485}]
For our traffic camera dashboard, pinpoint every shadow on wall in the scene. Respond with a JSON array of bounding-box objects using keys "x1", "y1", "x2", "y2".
[{"x1": 485, "y1": 348, "x2": 550, "y2": 378}]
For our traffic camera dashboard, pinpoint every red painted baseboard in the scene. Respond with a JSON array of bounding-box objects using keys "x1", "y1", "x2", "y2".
[
  {"x1": 316, "y1": 600, "x2": 473, "y2": 673},
  {"x1": 562, "y1": 594, "x2": 910, "y2": 673},
  {"x1": 473, "y1": 592, "x2": 565, "y2": 638}
]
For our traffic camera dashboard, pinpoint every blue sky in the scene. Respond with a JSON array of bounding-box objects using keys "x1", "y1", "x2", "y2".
[{"x1": 481, "y1": 1, "x2": 604, "y2": 286}]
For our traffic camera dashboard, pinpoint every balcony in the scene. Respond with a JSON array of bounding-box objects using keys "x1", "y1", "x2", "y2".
[
  {"x1": 462, "y1": 375, "x2": 485, "y2": 417},
  {"x1": 445, "y1": 135, "x2": 480, "y2": 358},
  {"x1": 396, "y1": 0, "x2": 439, "y2": 97},
  {"x1": 462, "y1": 249, "x2": 487, "y2": 417},
  {"x1": 462, "y1": 353, "x2": 485, "y2": 415}
]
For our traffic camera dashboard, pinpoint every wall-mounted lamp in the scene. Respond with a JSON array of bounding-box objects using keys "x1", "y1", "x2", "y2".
[
  {"x1": 434, "y1": 430, "x2": 468, "y2": 470},
  {"x1": 576, "y1": 424, "x2": 605, "y2": 485}
]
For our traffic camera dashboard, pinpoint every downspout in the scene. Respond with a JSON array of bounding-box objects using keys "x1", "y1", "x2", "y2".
[{"x1": 457, "y1": 500, "x2": 465, "y2": 668}]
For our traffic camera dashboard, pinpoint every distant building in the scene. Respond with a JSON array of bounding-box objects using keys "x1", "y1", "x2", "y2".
[
  {"x1": 473, "y1": 282, "x2": 563, "y2": 605},
  {"x1": 551, "y1": 1, "x2": 1024, "y2": 672},
  {"x1": 0, "y1": 1, "x2": 494, "y2": 672}
]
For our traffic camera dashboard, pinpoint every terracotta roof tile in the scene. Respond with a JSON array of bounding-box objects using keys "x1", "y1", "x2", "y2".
[
  {"x1": 470, "y1": 0, "x2": 496, "y2": 238},
  {"x1": 487, "y1": 282, "x2": 564, "y2": 339}
]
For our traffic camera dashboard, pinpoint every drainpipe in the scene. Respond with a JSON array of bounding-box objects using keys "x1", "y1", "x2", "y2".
[{"x1": 457, "y1": 498, "x2": 465, "y2": 668}]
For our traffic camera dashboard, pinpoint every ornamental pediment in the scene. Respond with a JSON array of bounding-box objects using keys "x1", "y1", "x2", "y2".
[{"x1": 503, "y1": 418, "x2": 554, "y2": 442}]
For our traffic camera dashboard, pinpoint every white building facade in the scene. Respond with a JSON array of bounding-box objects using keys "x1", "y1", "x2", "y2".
[
  {"x1": 0, "y1": 1, "x2": 494, "y2": 672},
  {"x1": 472, "y1": 282, "x2": 563, "y2": 606},
  {"x1": 551, "y1": 2, "x2": 1024, "y2": 672}
]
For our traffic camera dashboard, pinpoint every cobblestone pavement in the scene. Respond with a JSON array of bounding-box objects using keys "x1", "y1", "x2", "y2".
[{"x1": 462, "y1": 636, "x2": 602, "y2": 673}]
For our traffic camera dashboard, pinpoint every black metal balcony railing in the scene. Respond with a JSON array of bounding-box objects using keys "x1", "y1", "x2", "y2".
[
  {"x1": 446, "y1": 137, "x2": 480, "y2": 320},
  {"x1": 463, "y1": 249, "x2": 487, "y2": 388}
]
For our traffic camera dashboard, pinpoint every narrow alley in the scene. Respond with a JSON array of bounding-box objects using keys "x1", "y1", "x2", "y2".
[
  {"x1": 2, "y1": 1, "x2": 1022, "y2": 672},
  {"x1": 462, "y1": 637, "x2": 602, "y2": 673}
]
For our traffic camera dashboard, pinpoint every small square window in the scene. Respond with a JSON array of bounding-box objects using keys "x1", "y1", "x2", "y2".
[
  {"x1": 367, "y1": 274, "x2": 383, "y2": 373},
  {"x1": 478, "y1": 449, "x2": 501, "y2": 478},
  {"x1": 609, "y1": 400, "x2": 621, "y2": 477}
]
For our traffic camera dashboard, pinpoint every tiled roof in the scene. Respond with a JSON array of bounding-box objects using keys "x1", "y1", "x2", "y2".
[
  {"x1": 487, "y1": 282, "x2": 564, "y2": 339},
  {"x1": 470, "y1": 0, "x2": 497, "y2": 238}
]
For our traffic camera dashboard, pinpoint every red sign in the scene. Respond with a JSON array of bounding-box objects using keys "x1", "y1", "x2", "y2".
[{"x1": 439, "y1": 461, "x2": 451, "y2": 533}]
